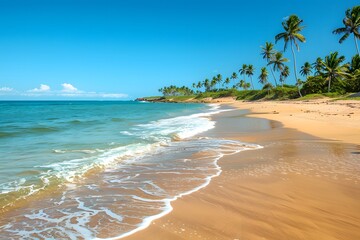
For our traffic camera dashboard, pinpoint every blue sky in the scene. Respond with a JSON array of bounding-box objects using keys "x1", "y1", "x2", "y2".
[{"x1": 0, "y1": 0, "x2": 359, "y2": 100}]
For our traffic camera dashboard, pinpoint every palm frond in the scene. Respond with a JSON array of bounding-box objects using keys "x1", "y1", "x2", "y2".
[
  {"x1": 339, "y1": 32, "x2": 350, "y2": 43},
  {"x1": 333, "y1": 27, "x2": 349, "y2": 34}
]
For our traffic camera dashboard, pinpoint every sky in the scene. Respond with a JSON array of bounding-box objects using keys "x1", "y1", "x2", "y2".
[{"x1": 0, "y1": 0, "x2": 359, "y2": 100}]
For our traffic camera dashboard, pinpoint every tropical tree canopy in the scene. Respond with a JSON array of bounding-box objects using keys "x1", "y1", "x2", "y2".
[
  {"x1": 275, "y1": 15, "x2": 306, "y2": 51},
  {"x1": 159, "y1": 85, "x2": 194, "y2": 96},
  {"x1": 268, "y1": 52, "x2": 288, "y2": 72},
  {"x1": 258, "y1": 67, "x2": 268, "y2": 85},
  {"x1": 261, "y1": 42, "x2": 276, "y2": 61},
  {"x1": 239, "y1": 64, "x2": 247, "y2": 76},
  {"x1": 333, "y1": 6, "x2": 360, "y2": 55},
  {"x1": 280, "y1": 65, "x2": 290, "y2": 84},
  {"x1": 275, "y1": 14, "x2": 306, "y2": 97},
  {"x1": 246, "y1": 64, "x2": 255, "y2": 89},
  {"x1": 300, "y1": 62, "x2": 313, "y2": 77},
  {"x1": 320, "y1": 52, "x2": 350, "y2": 92},
  {"x1": 313, "y1": 57, "x2": 323, "y2": 75}
]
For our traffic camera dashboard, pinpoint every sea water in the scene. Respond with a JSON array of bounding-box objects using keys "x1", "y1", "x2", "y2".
[{"x1": 0, "y1": 101, "x2": 261, "y2": 239}]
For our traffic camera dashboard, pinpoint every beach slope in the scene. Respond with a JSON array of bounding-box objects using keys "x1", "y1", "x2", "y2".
[{"x1": 124, "y1": 100, "x2": 360, "y2": 240}]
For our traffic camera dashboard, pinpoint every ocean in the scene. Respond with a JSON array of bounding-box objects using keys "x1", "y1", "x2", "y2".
[{"x1": 0, "y1": 101, "x2": 261, "y2": 239}]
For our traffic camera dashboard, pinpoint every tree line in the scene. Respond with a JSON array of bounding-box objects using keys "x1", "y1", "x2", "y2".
[{"x1": 159, "y1": 5, "x2": 360, "y2": 98}]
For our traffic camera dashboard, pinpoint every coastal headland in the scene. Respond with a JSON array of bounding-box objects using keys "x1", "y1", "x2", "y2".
[{"x1": 125, "y1": 98, "x2": 360, "y2": 240}]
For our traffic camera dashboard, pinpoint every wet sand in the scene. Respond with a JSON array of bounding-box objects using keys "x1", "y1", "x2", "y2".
[{"x1": 124, "y1": 101, "x2": 360, "y2": 240}]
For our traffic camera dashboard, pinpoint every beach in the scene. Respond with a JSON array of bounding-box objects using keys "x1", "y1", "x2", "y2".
[{"x1": 124, "y1": 99, "x2": 360, "y2": 240}]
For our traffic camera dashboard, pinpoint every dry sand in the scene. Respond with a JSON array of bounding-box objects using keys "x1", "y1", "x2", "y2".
[{"x1": 124, "y1": 99, "x2": 360, "y2": 240}]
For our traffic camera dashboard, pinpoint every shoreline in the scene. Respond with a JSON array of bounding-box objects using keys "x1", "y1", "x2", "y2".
[{"x1": 124, "y1": 100, "x2": 360, "y2": 239}]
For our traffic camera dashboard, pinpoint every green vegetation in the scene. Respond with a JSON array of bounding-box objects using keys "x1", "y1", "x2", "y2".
[
  {"x1": 158, "y1": 85, "x2": 194, "y2": 96},
  {"x1": 154, "y1": 5, "x2": 360, "y2": 102}
]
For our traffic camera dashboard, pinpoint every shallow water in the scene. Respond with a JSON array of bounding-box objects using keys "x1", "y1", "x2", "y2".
[{"x1": 0, "y1": 101, "x2": 261, "y2": 239}]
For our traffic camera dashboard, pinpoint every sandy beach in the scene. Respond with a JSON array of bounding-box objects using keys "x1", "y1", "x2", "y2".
[{"x1": 124, "y1": 99, "x2": 360, "y2": 240}]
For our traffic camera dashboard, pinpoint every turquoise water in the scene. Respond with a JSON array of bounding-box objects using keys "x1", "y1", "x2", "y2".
[
  {"x1": 0, "y1": 101, "x2": 261, "y2": 239},
  {"x1": 0, "y1": 101, "x2": 210, "y2": 199}
]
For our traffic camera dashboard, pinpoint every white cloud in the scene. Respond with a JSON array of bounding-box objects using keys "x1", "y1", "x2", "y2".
[
  {"x1": 28, "y1": 84, "x2": 50, "y2": 92},
  {"x1": 0, "y1": 82, "x2": 128, "y2": 99},
  {"x1": 61, "y1": 83, "x2": 78, "y2": 93},
  {"x1": 0, "y1": 87, "x2": 13, "y2": 92}
]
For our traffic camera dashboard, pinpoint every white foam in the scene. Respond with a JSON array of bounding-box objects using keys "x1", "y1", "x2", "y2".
[
  {"x1": 136, "y1": 105, "x2": 232, "y2": 140},
  {"x1": 94, "y1": 140, "x2": 263, "y2": 240}
]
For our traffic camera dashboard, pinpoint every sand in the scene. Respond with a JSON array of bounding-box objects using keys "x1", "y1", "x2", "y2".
[{"x1": 124, "y1": 99, "x2": 360, "y2": 240}]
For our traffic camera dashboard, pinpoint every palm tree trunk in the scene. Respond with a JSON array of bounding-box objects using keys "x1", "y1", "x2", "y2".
[
  {"x1": 250, "y1": 76, "x2": 254, "y2": 90},
  {"x1": 269, "y1": 67, "x2": 278, "y2": 86},
  {"x1": 291, "y1": 41, "x2": 303, "y2": 97},
  {"x1": 328, "y1": 77, "x2": 331, "y2": 93},
  {"x1": 354, "y1": 34, "x2": 360, "y2": 56}
]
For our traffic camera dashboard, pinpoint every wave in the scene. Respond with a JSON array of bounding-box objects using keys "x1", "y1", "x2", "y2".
[
  {"x1": 1, "y1": 104, "x2": 261, "y2": 238},
  {"x1": 27, "y1": 126, "x2": 59, "y2": 133},
  {"x1": 67, "y1": 119, "x2": 100, "y2": 125},
  {"x1": 134, "y1": 104, "x2": 230, "y2": 141},
  {"x1": 1, "y1": 104, "x2": 229, "y2": 209},
  {"x1": 0, "y1": 138, "x2": 263, "y2": 239},
  {"x1": 0, "y1": 126, "x2": 58, "y2": 138}
]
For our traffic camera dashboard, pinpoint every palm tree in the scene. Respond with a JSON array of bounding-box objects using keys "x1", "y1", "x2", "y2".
[
  {"x1": 203, "y1": 79, "x2": 210, "y2": 92},
  {"x1": 230, "y1": 72, "x2": 238, "y2": 88},
  {"x1": 280, "y1": 65, "x2": 290, "y2": 87},
  {"x1": 224, "y1": 77, "x2": 230, "y2": 88},
  {"x1": 320, "y1": 52, "x2": 350, "y2": 92},
  {"x1": 258, "y1": 67, "x2": 268, "y2": 86},
  {"x1": 244, "y1": 82, "x2": 251, "y2": 90},
  {"x1": 211, "y1": 77, "x2": 217, "y2": 91},
  {"x1": 239, "y1": 64, "x2": 248, "y2": 84},
  {"x1": 261, "y1": 42, "x2": 278, "y2": 86},
  {"x1": 246, "y1": 65, "x2": 255, "y2": 89},
  {"x1": 275, "y1": 14, "x2": 306, "y2": 97},
  {"x1": 268, "y1": 52, "x2": 288, "y2": 75},
  {"x1": 216, "y1": 74, "x2": 222, "y2": 89},
  {"x1": 300, "y1": 62, "x2": 312, "y2": 78},
  {"x1": 333, "y1": 6, "x2": 360, "y2": 55},
  {"x1": 313, "y1": 57, "x2": 323, "y2": 75},
  {"x1": 263, "y1": 82, "x2": 273, "y2": 95},
  {"x1": 192, "y1": 83, "x2": 196, "y2": 91},
  {"x1": 196, "y1": 81, "x2": 203, "y2": 92},
  {"x1": 349, "y1": 54, "x2": 360, "y2": 74},
  {"x1": 239, "y1": 79, "x2": 249, "y2": 90}
]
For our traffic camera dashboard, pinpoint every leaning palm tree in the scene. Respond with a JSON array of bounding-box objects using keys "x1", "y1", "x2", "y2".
[
  {"x1": 320, "y1": 52, "x2": 350, "y2": 92},
  {"x1": 246, "y1": 64, "x2": 255, "y2": 89},
  {"x1": 258, "y1": 67, "x2": 268, "y2": 86},
  {"x1": 300, "y1": 62, "x2": 312, "y2": 78},
  {"x1": 230, "y1": 72, "x2": 238, "y2": 88},
  {"x1": 313, "y1": 57, "x2": 323, "y2": 75},
  {"x1": 333, "y1": 6, "x2": 360, "y2": 55},
  {"x1": 261, "y1": 42, "x2": 278, "y2": 86},
  {"x1": 239, "y1": 64, "x2": 248, "y2": 84},
  {"x1": 275, "y1": 14, "x2": 306, "y2": 97},
  {"x1": 280, "y1": 65, "x2": 290, "y2": 87}
]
